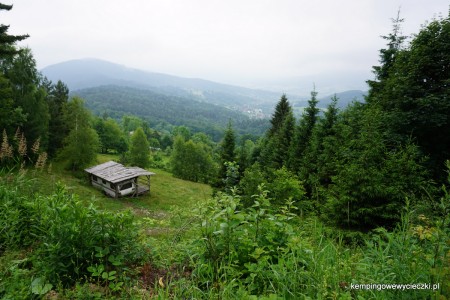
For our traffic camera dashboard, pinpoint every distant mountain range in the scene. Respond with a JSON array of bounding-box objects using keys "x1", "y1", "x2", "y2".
[
  {"x1": 41, "y1": 58, "x2": 283, "y2": 109},
  {"x1": 41, "y1": 58, "x2": 366, "y2": 114},
  {"x1": 41, "y1": 59, "x2": 366, "y2": 138}
]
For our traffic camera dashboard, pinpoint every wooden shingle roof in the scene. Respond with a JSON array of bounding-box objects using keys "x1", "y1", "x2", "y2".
[{"x1": 85, "y1": 161, "x2": 155, "y2": 184}]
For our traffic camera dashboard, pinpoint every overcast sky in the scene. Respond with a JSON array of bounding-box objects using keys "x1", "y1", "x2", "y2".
[{"x1": 3, "y1": 0, "x2": 449, "y2": 95}]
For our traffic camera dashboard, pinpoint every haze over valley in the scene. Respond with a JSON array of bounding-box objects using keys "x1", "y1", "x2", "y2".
[{"x1": 42, "y1": 58, "x2": 366, "y2": 120}]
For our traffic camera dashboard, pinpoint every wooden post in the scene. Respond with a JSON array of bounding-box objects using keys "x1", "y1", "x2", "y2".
[
  {"x1": 114, "y1": 183, "x2": 119, "y2": 198},
  {"x1": 134, "y1": 177, "x2": 138, "y2": 197}
]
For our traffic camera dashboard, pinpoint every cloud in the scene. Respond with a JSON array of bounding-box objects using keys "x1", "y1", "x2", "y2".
[{"x1": 3, "y1": 0, "x2": 449, "y2": 94}]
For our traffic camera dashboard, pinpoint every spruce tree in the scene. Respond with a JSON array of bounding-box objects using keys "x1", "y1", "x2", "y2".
[
  {"x1": 271, "y1": 110, "x2": 295, "y2": 169},
  {"x1": 267, "y1": 94, "x2": 291, "y2": 138},
  {"x1": 259, "y1": 94, "x2": 293, "y2": 168},
  {"x1": 325, "y1": 105, "x2": 428, "y2": 230},
  {"x1": 0, "y1": 3, "x2": 29, "y2": 57},
  {"x1": 367, "y1": 13, "x2": 450, "y2": 182},
  {"x1": 217, "y1": 121, "x2": 236, "y2": 188},
  {"x1": 47, "y1": 80, "x2": 69, "y2": 157},
  {"x1": 366, "y1": 10, "x2": 406, "y2": 103},
  {"x1": 0, "y1": 73, "x2": 25, "y2": 134},
  {"x1": 0, "y1": 2, "x2": 28, "y2": 135},
  {"x1": 301, "y1": 95, "x2": 339, "y2": 202},
  {"x1": 288, "y1": 88, "x2": 320, "y2": 174}
]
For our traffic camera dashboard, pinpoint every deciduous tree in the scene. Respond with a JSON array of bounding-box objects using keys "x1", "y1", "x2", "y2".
[
  {"x1": 60, "y1": 97, "x2": 99, "y2": 171},
  {"x1": 129, "y1": 127, "x2": 150, "y2": 168}
]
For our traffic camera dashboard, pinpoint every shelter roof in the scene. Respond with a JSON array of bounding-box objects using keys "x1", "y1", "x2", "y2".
[{"x1": 85, "y1": 161, "x2": 155, "y2": 184}]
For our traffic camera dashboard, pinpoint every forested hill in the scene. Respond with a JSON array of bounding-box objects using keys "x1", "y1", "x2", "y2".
[
  {"x1": 74, "y1": 85, "x2": 269, "y2": 140},
  {"x1": 42, "y1": 59, "x2": 366, "y2": 115},
  {"x1": 42, "y1": 58, "x2": 282, "y2": 107}
]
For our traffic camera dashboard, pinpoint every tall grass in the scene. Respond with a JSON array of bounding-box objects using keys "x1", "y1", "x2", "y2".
[{"x1": 149, "y1": 188, "x2": 449, "y2": 299}]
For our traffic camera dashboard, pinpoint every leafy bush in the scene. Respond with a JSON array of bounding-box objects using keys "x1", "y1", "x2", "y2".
[
  {"x1": 0, "y1": 173, "x2": 143, "y2": 296},
  {"x1": 32, "y1": 184, "x2": 142, "y2": 286},
  {"x1": 192, "y1": 186, "x2": 300, "y2": 294}
]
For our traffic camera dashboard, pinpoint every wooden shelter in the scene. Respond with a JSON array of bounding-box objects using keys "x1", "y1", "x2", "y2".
[{"x1": 85, "y1": 161, "x2": 155, "y2": 198}]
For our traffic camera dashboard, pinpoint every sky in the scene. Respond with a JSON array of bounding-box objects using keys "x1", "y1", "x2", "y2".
[{"x1": 3, "y1": 0, "x2": 449, "y2": 96}]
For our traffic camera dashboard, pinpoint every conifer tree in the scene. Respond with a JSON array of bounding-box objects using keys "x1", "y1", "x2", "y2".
[
  {"x1": 217, "y1": 121, "x2": 237, "y2": 188},
  {"x1": 367, "y1": 13, "x2": 450, "y2": 182},
  {"x1": 0, "y1": 3, "x2": 29, "y2": 57},
  {"x1": 366, "y1": 10, "x2": 406, "y2": 103},
  {"x1": 288, "y1": 88, "x2": 320, "y2": 174},
  {"x1": 0, "y1": 74, "x2": 25, "y2": 134},
  {"x1": 259, "y1": 94, "x2": 293, "y2": 168},
  {"x1": 300, "y1": 95, "x2": 339, "y2": 201},
  {"x1": 325, "y1": 105, "x2": 428, "y2": 229},
  {"x1": 237, "y1": 138, "x2": 255, "y2": 177},
  {"x1": 267, "y1": 94, "x2": 291, "y2": 138},
  {"x1": 0, "y1": 4, "x2": 29, "y2": 135},
  {"x1": 47, "y1": 80, "x2": 69, "y2": 157},
  {"x1": 271, "y1": 110, "x2": 295, "y2": 169}
]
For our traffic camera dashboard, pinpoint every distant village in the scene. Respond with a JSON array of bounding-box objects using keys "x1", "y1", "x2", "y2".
[{"x1": 234, "y1": 105, "x2": 266, "y2": 119}]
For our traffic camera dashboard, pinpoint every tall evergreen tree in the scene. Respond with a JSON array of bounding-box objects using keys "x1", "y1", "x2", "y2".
[
  {"x1": 271, "y1": 111, "x2": 295, "y2": 169},
  {"x1": 368, "y1": 14, "x2": 450, "y2": 182},
  {"x1": 0, "y1": 3, "x2": 29, "y2": 57},
  {"x1": 301, "y1": 95, "x2": 339, "y2": 202},
  {"x1": 0, "y1": 3, "x2": 28, "y2": 134},
  {"x1": 259, "y1": 94, "x2": 293, "y2": 168},
  {"x1": 0, "y1": 73, "x2": 25, "y2": 134},
  {"x1": 288, "y1": 88, "x2": 320, "y2": 173},
  {"x1": 217, "y1": 121, "x2": 237, "y2": 188},
  {"x1": 267, "y1": 94, "x2": 291, "y2": 138},
  {"x1": 47, "y1": 80, "x2": 69, "y2": 157},
  {"x1": 325, "y1": 105, "x2": 428, "y2": 230},
  {"x1": 366, "y1": 10, "x2": 406, "y2": 103}
]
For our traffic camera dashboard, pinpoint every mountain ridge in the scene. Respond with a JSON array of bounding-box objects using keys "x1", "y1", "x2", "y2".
[
  {"x1": 42, "y1": 58, "x2": 366, "y2": 113},
  {"x1": 41, "y1": 58, "x2": 283, "y2": 108}
]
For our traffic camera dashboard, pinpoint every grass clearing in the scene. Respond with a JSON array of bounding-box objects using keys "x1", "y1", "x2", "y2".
[{"x1": 32, "y1": 154, "x2": 212, "y2": 244}]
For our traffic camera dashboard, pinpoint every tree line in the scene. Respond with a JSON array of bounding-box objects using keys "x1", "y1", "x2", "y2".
[{"x1": 211, "y1": 14, "x2": 450, "y2": 231}]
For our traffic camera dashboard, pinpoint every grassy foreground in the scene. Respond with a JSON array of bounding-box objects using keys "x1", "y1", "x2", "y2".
[{"x1": 1, "y1": 155, "x2": 449, "y2": 299}]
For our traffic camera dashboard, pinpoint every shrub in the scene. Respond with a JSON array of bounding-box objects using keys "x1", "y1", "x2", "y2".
[{"x1": 0, "y1": 175, "x2": 143, "y2": 290}]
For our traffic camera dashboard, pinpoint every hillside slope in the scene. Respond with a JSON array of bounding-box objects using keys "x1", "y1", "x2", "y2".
[{"x1": 74, "y1": 85, "x2": 269, "y2": 139}]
